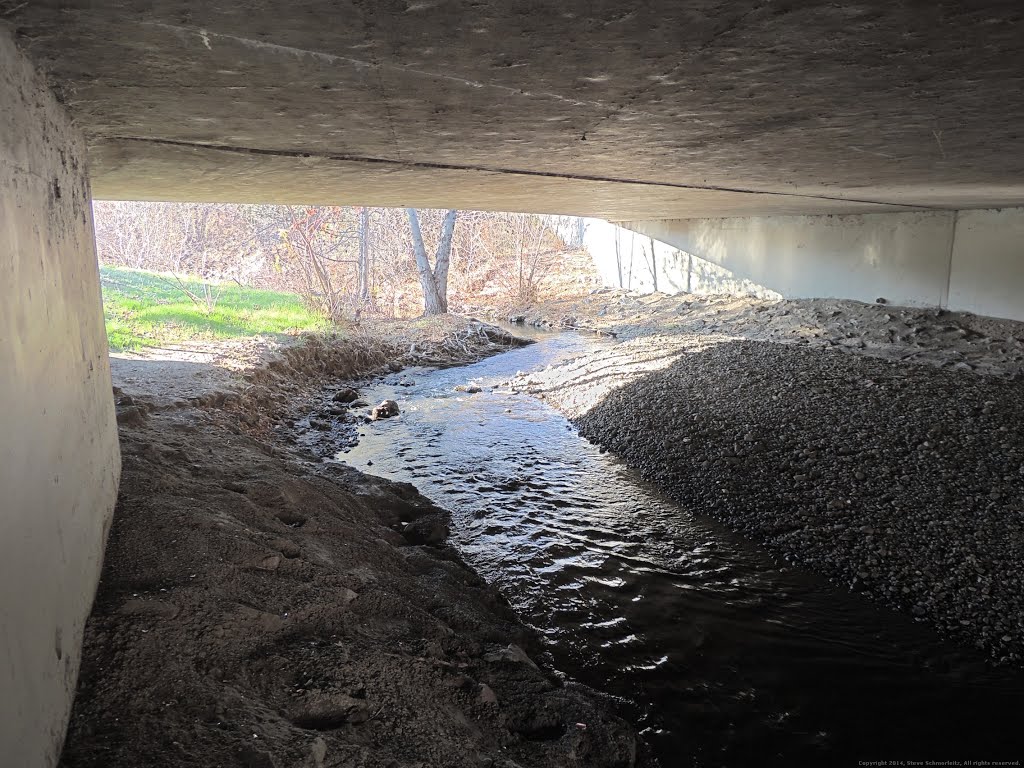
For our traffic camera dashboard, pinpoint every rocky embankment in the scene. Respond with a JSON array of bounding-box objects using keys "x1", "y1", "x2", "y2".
[
  {"x1": 513, "y1": 301, "x2": 1024, "y2": 665},
  {"x1": 63, "y1": 321, "x2": 648, "y2": 768}
]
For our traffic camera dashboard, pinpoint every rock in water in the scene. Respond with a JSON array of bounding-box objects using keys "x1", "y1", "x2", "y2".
[
  {"x1": 333, "y1": 387, "x2": 359, "y2": 403},
  {"x1": 371, "y1": 399, "x2": 400, "y2": 420}
]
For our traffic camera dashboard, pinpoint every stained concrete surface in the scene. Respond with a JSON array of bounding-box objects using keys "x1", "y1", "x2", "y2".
[
  {"x1": 5, "y1": 2, "x2": 1024, "y2": 215},
  {"x1": 618, "y1": 209, "x2": 1024, "y2": 321},
  {"x1": 0, "y1": 28, "x2": 120, "y2": 768}
]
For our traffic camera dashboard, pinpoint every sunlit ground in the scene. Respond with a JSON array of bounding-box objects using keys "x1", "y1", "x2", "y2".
[{"x1": 99, "y1": 265, "x2": 329, "y2": 351}]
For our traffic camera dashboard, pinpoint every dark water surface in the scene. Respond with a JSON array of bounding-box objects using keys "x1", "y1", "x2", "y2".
[{"x1": 335, "y1": 329, "x2": 1023, "y2": 767}]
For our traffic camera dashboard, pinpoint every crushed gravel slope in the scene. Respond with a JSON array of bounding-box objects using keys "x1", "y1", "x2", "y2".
[{"x1": 513, "y1": 301, "x2": 1024, "y2": 665}]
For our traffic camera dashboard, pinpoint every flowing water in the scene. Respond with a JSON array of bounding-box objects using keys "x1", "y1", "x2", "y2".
[{"x1": 329, "y1": 329, "x2": 1023, "y2": 767}]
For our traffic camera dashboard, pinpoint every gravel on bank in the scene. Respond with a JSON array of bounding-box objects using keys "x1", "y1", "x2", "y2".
[{"x1": 515, "y1": 333, "x2": 1024, "y2": 665}]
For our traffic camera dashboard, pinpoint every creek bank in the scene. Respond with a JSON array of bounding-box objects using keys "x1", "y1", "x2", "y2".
[
  {"x1": 220, "y1": 317, "x2": 531, "y2": 438},
  {"x1": 477, "y1": 289, "x2": 1024, "y2": 379},
  {"x1": 113, "y1": 317, "x2": 532, "y2": 452},
  {"x1": 514, "y1": 331, "x2": 1024, "y2": 665},
  {"x1": 63, "y1": 319, "x2": 648, "y2": 768}
]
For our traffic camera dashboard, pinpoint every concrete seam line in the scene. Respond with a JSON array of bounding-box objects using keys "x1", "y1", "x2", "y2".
[
  {"x1": 100, "y1": 135, "x2": 943, "y2": 212},
  {"x1": 942, "y1": 209, "x2": 959, "y2": 309}
]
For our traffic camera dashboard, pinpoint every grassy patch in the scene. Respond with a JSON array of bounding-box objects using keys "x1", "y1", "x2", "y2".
[{"x1": 100, "y1": 266, "x2": 329, "y2": 351}]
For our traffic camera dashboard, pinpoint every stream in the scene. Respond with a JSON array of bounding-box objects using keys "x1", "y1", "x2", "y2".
[{"x1": 324, "y1": 328, "x2": 1022, "y2": 766}]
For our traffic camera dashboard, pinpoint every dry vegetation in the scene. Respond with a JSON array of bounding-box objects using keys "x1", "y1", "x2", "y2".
[{"x1": 93, "y1": 202, "x2": 599, "y2": 322}]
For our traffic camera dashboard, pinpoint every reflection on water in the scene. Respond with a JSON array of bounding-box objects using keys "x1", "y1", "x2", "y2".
[{"x1": 334, "y1": 329, "x2": 1024, "y2": 766}]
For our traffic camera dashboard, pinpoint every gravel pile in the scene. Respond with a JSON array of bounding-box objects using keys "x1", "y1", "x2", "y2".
[{"x1": 522, "y1": 338, "x2": 1024, "y2": 665}]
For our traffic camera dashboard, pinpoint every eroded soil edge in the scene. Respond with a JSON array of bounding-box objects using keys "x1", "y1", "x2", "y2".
[{"x1": 61, "y1": 321, "x2": 648, "y2": 768}]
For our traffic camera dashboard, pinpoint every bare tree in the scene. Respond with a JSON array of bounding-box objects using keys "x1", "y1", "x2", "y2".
[
  {"x1": 282, "y1": 206, "x2": 361, "y2": 323},
  {"x1": 357, "y1": 206, "x2": 371, "y2": 305},
  {"x1": 93, "y1": 202, "x2": 600, "y2": 319},
  {"x1": 407, "y1": 208, "x2": 457, "y2": 315},
  {"x1": 489, "y1": 213, "x2": 560, "y2": 304}
]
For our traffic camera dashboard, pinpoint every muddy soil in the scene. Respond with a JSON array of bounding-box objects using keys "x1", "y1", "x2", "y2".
[{"x1": 61, "y1": 321, "x2": 648, "y2": 768}]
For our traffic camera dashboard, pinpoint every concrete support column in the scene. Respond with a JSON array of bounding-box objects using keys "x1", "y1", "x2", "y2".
[
  {"x1": 615, "y1": 210, "x2": 1024, "y2": 321},
  {"x1": 1, "y1": 29, "x2": 120, "y2": 767}
]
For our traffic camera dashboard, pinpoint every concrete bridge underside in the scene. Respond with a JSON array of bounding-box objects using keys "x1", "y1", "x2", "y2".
[
  {"x1": 2, "y1": 3, "x2": 1024, "y2": 765},
  {"x1": 6, "y1": 0, "x2": 1024, "y2": 217}
]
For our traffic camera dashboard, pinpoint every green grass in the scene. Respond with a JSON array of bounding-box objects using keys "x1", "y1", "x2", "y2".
[{"x1": 100, "y1": 265, "x2": 329, "y2": 351}]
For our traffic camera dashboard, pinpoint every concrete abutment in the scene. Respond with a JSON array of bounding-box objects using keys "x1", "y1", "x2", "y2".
[
  {"x1": 1, "y1": 29, "x2": 120, "y2": 767},
  {"x1": 613, "y1": 209, "x2": 1024, "y2": 321}
]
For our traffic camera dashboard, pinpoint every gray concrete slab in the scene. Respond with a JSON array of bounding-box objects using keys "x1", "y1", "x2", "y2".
[{"x1": 4, "y1": 1, "x2": 1024, "y2": 214}]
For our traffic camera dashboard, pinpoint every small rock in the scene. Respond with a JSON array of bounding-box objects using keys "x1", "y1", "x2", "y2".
[
  {"x1": 402, "y1": 514, "x2": 449, "y2": 545},
  {"x1": 332, "y1": 388, "x2": 359, "y2": 404},
  {"x1": 255, "y1": 554, "x2": 282, "y2": 571},
  {"x1": 371, "y1": 400, "x2": 400, "y2": 420},
  {"x1": 478, "y1": 683, "x2": 498, "y2": 705},
  {"x1": 269, "y1": 538, "x2": 301, "y2": 559},
  {"x1": 116, "y1": 406, "x2": 147, "y2": 427},
  {"x1": 310, "y1": 737, "x2": 328, "y2": 768},
  {"x1": 483, "y1": 644, "x2": 539, "y2": 669},
  {"x1": 289, "y1": 693, "x2": 370, "y2": 729}
]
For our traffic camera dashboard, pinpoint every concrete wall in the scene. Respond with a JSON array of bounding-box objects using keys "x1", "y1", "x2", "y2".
[
  {"x1": 0, "y1": 30, "x2": 120, "y2": 767},
  {"x1": 948, "y1": 209, "x2": 1024, "y2": 320},
  {"x1": 611, "y1": 210, "x2": 1024, "y2": 321}
]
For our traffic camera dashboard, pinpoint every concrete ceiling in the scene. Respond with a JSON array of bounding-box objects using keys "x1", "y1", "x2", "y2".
[{"x1": 5, "y1": 1, "x2": 1024, "y2": 218}]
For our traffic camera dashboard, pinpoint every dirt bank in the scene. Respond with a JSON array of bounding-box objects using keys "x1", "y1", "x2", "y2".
[
  {"x1": 62, "y1": 320, "x2": 648, "y2": 768},
  {"x1": 512, "y1": 302, "x2": 1024, "y2": 666},
  {"x1": 112, "y1": 316, "x2": 530, "y2": 436}
]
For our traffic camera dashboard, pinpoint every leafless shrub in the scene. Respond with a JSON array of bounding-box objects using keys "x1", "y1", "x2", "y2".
[{"x1": 92, "y1": 201, "x2": 595, "y2": 319}]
